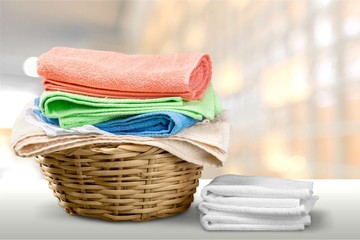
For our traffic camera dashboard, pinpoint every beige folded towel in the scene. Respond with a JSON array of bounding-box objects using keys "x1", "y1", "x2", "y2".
[{"x1": 11, "y1": 103, "x2": 230, "y2": 166}]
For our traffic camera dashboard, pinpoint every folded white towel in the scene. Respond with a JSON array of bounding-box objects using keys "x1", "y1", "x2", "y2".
[
  {"x1": 200, "y1": 216, "x2": 305, "y2": 231},
  {"x1": 203, "y1": 194, "x2": 301, "y2": 208},
  {"x1": 201, "y1": 174, "x2": 314, "y2": 199},
  {"x1": 200, "y1": 213, "x2": 311, "y2": 230},
  {"x1": 203, "y1": 195, "x2": 318, "y2": 210},
  {"x1": 198, "y1": 175, "x2": 319, "y2": 231},
  {"x1": 201, "y1": 210, "x2": 312, "y2": 224},
  {"x1": 198, "y1": 197, "x2": 318, "y2": 217}
]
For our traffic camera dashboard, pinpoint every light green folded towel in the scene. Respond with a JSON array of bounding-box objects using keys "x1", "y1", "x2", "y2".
[{"x1": 40, "y1": 85, "x2": 223, "y2": 129}]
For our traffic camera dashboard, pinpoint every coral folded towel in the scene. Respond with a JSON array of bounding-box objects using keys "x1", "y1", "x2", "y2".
[
  {"x1": 37, "y1": 47, "x2": 212, "y2": 100},
  {"x1": 40, "y1": 85, "x2": 222, "y2": 129},
  {"x1": 32, "y1": 98, "x2": 199, "y2": 137}
]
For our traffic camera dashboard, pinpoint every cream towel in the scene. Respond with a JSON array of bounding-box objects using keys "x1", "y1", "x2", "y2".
[{"x1": 11, "y1": 103, "x2": 230, "y2": 166}]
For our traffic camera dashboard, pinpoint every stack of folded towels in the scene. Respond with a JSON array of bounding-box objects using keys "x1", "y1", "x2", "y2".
[
  {"x1": 199, "y1": 174, "x2": 319, "y2": 231},
  {"x1": 11, "y1": 47, "x2": 230, "y2": 167}
]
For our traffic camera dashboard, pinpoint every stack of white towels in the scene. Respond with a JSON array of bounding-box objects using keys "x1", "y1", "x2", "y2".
[{"x1": 198, "y1": 175, "x2": 319, "y2": 231}]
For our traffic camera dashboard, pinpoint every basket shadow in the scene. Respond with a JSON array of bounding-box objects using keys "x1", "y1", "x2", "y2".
[{"x1": 36, "y1": 200, "x2": 201, "y2": 227}]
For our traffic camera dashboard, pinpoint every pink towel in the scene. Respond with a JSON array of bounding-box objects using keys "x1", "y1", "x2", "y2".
[{"x1": 37, "y1": 47, "x2": 212, "y2": 100}]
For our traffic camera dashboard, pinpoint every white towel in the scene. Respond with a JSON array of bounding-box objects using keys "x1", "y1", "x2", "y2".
[
  {"x1": 203, "y1": 195, "x2": 318, "y2": 210},
  {"x1": 200, "y1": 213, "x2": 311, "y2": 231},
  {"x1": 198, "y1": 198, "x2": 318, "y2": 217},
  {"x1": 199, "y1": 175, "x2": 318, "y2": 231},
  {"x1": 201, "y1": 210, "x2": 311, "y2": 224},
  {"x1": 200, "y1": 220, "x2": 305, "y2": 231},
  {"x1": 201, "y1": 174, "x2": 314, "y2": 199},
  {"x1": 203, "y1": 194, "x2": 301, "y2": 208}
]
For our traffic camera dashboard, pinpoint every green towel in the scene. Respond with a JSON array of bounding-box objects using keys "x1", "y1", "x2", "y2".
[{"x1": 40, "y1": 85, "x2": 223, "y2": 129}]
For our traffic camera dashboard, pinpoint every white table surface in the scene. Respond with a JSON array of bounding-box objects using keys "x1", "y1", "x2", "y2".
[{"x1": 1, "y1": 178, "x2": 360, "y2": 239}]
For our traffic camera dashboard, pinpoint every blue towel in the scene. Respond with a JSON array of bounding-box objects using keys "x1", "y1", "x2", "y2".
[{"x1": 33, "y1": 98, "x2": 199, "y2": 137}]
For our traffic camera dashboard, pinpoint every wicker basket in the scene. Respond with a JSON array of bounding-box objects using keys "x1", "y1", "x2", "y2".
[{"x1": 36, "y1": 144, "x2": 202, "y2": 221}]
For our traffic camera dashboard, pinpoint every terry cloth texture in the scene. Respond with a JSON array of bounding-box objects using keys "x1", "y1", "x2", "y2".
[
  {"x1": 40, "y1": 85, "x2": 222, "y2": 129},
  {"x1": 198, "y1": 199, "x2": 317, "y2": 217},
  {"x1": 32, "y1": 98, "x2": 199, "y2": 137},
  {"x1": 38, "y1": 47, "x2": 212, "y2": 100}
]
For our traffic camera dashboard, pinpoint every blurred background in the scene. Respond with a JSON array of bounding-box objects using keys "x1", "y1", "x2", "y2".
[{"x1": 1, "y1": 0, "x2": 359, "y2": 179}]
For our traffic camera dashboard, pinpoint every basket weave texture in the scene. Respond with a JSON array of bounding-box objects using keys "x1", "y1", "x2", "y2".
[{"x1": 36, "y1": 144, "x2": 202, "y2": 221}]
